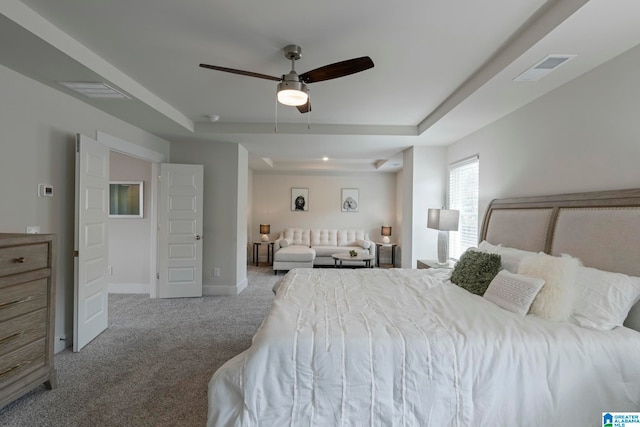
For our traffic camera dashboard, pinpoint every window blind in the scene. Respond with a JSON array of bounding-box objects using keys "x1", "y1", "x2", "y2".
[{"x1": 448, "y1": 156, "x2": 479, "y2": 260}]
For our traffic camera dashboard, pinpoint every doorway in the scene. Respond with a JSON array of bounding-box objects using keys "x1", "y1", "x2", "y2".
[
  {"x1": 96, "y1": 131, "x2": 165, "y2": 298},
  {"x1": 107, "y1": 151, "x2": 153, "y2": 295}
]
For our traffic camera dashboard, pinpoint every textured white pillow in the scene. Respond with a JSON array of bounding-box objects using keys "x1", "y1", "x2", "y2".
[
  {"x1": 477, "y1": 241, "x2": 536, "y2": 273},
  {"x1": 572, "y1": 266, "x2": 640, "y2": 330},
  {"x1": 279, "y1": 238, "x2": 291, "y2": 248},
  {"x1": 484, "y1": 270, "x2": 545, "y2": 316},
  {"x1": 518, "y1": 252, "x2": 581, "y2": 321},
  {"x1": 356, "y1": 239, "x2": 371, "y2": 249}
]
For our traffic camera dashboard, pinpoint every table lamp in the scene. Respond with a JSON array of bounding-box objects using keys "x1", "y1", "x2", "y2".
[
  {"x1": 427, "y1": 209, "x2": 459, "y2": 265},
  {"x1": 381, "y1": 226, "x2": 392, "y2": 244},
  {"x1": 259, "y1": 224, "x2": 270, "y2": 242}
]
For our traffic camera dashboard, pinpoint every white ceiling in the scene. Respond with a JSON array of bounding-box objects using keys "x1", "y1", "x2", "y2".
[{"x1": 1, "y1": 0, "x2": 639, "y2": 172}]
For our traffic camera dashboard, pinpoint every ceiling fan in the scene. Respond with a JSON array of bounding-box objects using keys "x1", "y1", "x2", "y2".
[{"x1": 199, "y1": 45, "x2": 374, "y2": 113}]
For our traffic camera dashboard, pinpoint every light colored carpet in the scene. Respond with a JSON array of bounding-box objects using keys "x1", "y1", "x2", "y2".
[{"x1": 0, "y1": 265, "x2": 280, "y2": 427}]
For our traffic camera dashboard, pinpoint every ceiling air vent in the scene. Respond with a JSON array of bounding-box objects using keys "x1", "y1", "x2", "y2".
[
  {"x1": 57, "y1": 81, "x2": 131, "y2": 99},
  {"x1": 513, "y1": 54, "x2": 576, "y2": 82}
]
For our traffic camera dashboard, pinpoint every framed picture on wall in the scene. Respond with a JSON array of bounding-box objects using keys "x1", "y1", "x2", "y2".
[
  {"x1": 341, "y1": 188, "x2": 359, "y2": 212},
  {"x1": 109, "y1": 181, "x2": 144, "y2": 218},
  {"x1": 291, "y1": 188, "x2": 309, "y2": 211}
]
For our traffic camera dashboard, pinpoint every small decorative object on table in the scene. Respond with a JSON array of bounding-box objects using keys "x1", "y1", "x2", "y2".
[{"x1": 349, "y1": 250, "x2": 358, "y2": 257}]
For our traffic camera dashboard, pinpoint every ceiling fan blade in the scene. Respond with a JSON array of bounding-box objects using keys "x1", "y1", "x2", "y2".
[
  {"x1": 299, "y1": 56, "x2": 374, "y2": 83},
  {"x1": 297, "y1": 100, "x2": 311, "y2": 114},
  {"x1": 199, "y1": 63, "x2": 281, "y2": 82}
]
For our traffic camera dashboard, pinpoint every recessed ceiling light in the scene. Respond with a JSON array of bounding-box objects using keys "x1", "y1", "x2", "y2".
[
  {"x1": 57, "y1": 81, "x2": 130, "y2": 99},
  {"x1": 322, "y1": 157, "x2": 329, "y2": 161}
]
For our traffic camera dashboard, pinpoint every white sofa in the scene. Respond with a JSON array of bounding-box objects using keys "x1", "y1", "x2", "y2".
[{"x1": 273, "y1": 228, "x2": 376, "y2": 273}]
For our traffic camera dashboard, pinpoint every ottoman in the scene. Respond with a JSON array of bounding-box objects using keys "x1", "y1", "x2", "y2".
[{"x1": 273, "y1": 246, "x2": 316, "y2": 274}]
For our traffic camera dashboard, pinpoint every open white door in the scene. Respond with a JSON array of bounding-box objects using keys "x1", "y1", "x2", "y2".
[
  {"x1": 74, "y1": 134, "x2": 109, "y2": 352},
  {"x1": 158, "y1": 163, "x2": 204, "y2": 298}
]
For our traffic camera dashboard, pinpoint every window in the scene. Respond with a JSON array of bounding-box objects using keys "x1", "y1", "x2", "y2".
[{"x1": 448, "y1": 156, "x2": 479, "y2": 260}]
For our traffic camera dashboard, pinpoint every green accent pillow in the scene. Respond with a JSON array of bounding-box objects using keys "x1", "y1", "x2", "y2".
[{"x1": 450, "y1": 250, "x2": 502, "y2": 295}]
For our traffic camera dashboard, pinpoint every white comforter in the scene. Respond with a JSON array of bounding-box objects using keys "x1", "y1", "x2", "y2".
[{"x1": 208, "y1": 268, "x2": 640, "y2": 426}]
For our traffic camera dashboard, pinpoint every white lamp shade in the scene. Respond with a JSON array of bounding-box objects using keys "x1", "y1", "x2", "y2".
[{"x1": 427, "y1": 209, "x2": 459, "y2": 231}]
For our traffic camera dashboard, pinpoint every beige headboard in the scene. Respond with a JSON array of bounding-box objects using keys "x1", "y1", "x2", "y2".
[{"x1": 480, "y1": 188, "x2": 640, "y2": 277}]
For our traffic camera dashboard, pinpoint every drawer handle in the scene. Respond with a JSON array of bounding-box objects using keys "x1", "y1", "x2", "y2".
[
  {"x1": 0, "y1": 296, "x2": 32, "y2": 310},
  {"x1": 14, "y1": 256, "x2": 26, "y2": 263},
  {"x1": 0, "y1": 362, "x2": 26, "y2": 379},
  {"x1": 0, "y1": 331, "x2": 23, "y2": 346}
]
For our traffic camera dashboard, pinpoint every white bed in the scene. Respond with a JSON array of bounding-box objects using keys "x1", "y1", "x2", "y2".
[{"x1": 208, "y1": 189, "x2": 640, "y2": 426}]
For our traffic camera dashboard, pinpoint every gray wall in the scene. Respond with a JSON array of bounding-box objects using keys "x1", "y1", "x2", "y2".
[
  {"x1": 447, "y1": 44, "x2": 640, "y2": 230},
  {"x1": 252, "y1": 170, "x2": 398, "y2": 264},
  {"x1": 0, "y1": 64, "x2": 170, "y2": 353},
  {"x1": 170, "y1": 140, "x2": 248, "y2": 295}
]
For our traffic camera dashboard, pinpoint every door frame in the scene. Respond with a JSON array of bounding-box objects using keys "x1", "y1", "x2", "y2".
[{"x1": 96, "y1": 131, "x2": 165, "y2": 298}]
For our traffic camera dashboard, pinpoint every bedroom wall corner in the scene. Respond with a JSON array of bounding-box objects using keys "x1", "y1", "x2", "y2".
[
  {"x1": 170, "y1": 139, "x2": 247, "y2": 296},
  {"x1": 0, "y1": 64, "x2": 172, "y2": 354},
  {"x1": 446, "y1": 43, "x2": 640, "y2": 232},
  {"x1": 400, "y1": 146, "x2": 446, "y2": 267}
]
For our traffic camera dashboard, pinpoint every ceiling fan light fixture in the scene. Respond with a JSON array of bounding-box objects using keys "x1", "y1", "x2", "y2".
[{"x1": 277, "y1": 81, "x2": 309, "y2": 106}]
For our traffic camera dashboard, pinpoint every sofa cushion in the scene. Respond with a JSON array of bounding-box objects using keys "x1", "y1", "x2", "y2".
[
  {"x1": 357, "y1": 239, "x2": 371, "y2": 249},
  {"x1": 337, "y1": 229, "x2": 366, "y2": 247},
  {"x1": 310, "y1": 229, "x2": 338, "y2": 247},
  {"x1": 282, "y1": 228, "x2": 310, "y2": 247},
  {"x1": 279, "y1": 238, "x2": 291, "y2": 248},
  {"x1": 274, "y1": 246, "x2": 316, "y2": 262}
]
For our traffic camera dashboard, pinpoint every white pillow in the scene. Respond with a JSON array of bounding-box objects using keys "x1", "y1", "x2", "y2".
[
  {"x1": 572, "y1": 266, "x2": 640, "y2": 330},
  {"x1": 356, "y1": 239, "x2": 371, "y2": 249},
  {"x1": 518, "y1": 252, "x2": 581, "y2": 321},
  {"x1": 484, "y1": 270, "x2": 545, "y2": 316},
  {"x1": 279, "y1": 238, "x2": 291, "y2": 248},
  {"x1": 477, "y1": 241, "x2": 536, "y2": 273}
]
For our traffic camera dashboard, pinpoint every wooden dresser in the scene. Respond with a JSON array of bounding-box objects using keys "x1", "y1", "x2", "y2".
[{"x1": 0, "y1": 233, "x2": 56, "y2": 408}]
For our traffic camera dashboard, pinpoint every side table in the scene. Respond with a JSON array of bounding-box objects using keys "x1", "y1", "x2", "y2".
[
  {"x1": 375, "y1": 243, "x2": 397, "y2": 267},
  {"x1": 253, "y1": 241, "x2": 275, "y2": 266},
  {"x1": 417, "y1": 259, "x2": 455, "y2": 269}
]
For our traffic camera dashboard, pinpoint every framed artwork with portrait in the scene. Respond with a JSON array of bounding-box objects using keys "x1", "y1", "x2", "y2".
[
  {"x1": 291, "y1": 188, "x2": 309, "y2": 211},
  {"x1": 341, "y1": 188, "x2": 359, "y2": 212}
]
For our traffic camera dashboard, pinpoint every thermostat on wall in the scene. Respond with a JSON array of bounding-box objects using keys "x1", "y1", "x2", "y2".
[{"x1": 38, "y1": 184, "x2": 53, "y2": 198}]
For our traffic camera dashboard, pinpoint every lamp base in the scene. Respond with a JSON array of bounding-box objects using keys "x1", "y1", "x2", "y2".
[
  {"x1": 382, "y1": 236, "x2": 390, "y2": 244},
  {"x1": 437, "y1": 230, "x2": 449, "y2": 265},
  {"x1": 261, "y1": 234, "x2": 269, "y2": 242}
]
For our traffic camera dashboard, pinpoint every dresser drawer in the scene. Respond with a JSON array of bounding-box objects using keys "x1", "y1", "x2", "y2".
[
  {"x1": 0, "y1": 279, "x2": 48, "y2": 323},
  {"x1": 0, "y1": 243, "x2": 48, "y2": 277},
  {"x1": 0, "y1": 309, "x2": 47, "y2": 358},
  {"x1": 0, "y1": 339, "x2": 46, "y2": 388}
]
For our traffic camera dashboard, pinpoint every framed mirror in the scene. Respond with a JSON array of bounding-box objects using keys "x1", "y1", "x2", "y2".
[{"x1": 109, "y1": 181, "x2": 143, "y2": 218}]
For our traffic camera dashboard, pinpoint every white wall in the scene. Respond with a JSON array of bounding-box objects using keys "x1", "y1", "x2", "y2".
[
  {"x1": 400, "y1": 146, "x2": 447, "y2": 267},
  {"x1": 251, "y1": 171, "x2": 397, "y2": 261},
  {"x1": 170, "y1": 140, "x2": 248, "y2": 295},
  {"x1": 447, "y1": 44, "x2": 640, "y2": 228},
  {"x1": 0, "y1": 64, "x2": 171, "y2": 353},
  {"x1": 108, "y1": 151, "x2": 152, "y2": 293}
]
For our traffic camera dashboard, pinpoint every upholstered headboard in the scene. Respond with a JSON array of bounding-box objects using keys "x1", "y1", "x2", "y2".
[{"x1": 480, "y1": 188, "x2": 640, "y2": 277}]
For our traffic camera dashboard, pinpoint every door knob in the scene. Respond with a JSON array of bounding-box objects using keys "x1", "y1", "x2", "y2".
[{"x1": 195, "y1": 235, "x2": 201, "y2": 240}]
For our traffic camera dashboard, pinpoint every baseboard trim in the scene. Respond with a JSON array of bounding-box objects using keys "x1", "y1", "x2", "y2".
[
  {"x1": 108, "y1": 283, "x2": 150, "y2": 294},
  {"x1": 204, "y1": 278, "x2": 248, "y2": 296}
]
